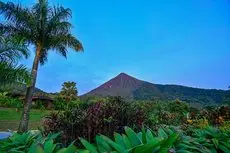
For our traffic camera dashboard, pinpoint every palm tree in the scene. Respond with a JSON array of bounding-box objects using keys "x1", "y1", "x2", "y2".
[
  {"x1": 0, "y1": 36, "x2": 30, "y2": 85},
  {"x1": 59, "y1": 81, "x2": 78, "y2": 102},
  {"x1": 0, "y1": 0, "x2": 83, "y2": 132}
]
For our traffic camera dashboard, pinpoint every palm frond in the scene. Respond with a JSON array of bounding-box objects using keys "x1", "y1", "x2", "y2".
[
  {"x1": 48, "y1": 21, "x2": 72, "y2": 34},
  {"x1": 0, "y1": 23, "x2": 33, "y2": 43},
  {"x1": 0, "y1": 62, "x2": 31, "y2": 85},
  {"x1": 0, "y1": 36, "x2": 29, "y2": 63},
  {"x1": 0, "y1": 1, "x2": 34, "y2": 30},
  {"x1": 49, "y1": 5, "x2": 71, "y2": 23},
  {"x1": 49, "y1": 34, "x2": 83, "y2": 52},
  {"x1": 1, "y1": 0, "x2": 83, "y2": 64}
]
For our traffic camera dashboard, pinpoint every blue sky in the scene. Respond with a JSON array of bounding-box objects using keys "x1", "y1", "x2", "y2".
[{"x1": 5, "y1": 0, "x2": 230, "y2": 94}]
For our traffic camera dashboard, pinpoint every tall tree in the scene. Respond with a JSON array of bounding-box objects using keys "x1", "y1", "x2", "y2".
[
  {"x1": 0, "y1": 36, "x2": 30, "y2": 85},
  {"x1": 0, "y1": 0, "x2": 83, "y2": 132},
  {"x1": 59, "y1": 81, "x2": 78, "y2": 102}
]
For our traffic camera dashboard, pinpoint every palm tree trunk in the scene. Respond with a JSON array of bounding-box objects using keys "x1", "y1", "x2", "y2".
[{"x1": 18, "y1": 47, "x2": 41, "y2": 133}]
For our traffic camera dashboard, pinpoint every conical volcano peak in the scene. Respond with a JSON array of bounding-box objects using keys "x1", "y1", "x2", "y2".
[
  {"x1": 117, "y1": 72, "x2": 129, "y2": 76},
  {"x1": 116, "y1": 72, "x2": 136, "y2": 79},
  {"x1": 83, "y1": 73, "x2": 227, "y2": 104}
]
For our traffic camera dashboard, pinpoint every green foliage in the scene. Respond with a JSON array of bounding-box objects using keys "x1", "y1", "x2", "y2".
[
  {"x1": 43, "y1": 97, "x2": 146, "y2": 144},
  {"x1": 78, "y1": 126, "x2": 230, "y2": 153},
  {"x1": 44, "y1": 97, "x2": 230, "y2": 145},
  {"x1": 193, "y1": 127, "x2": 230, "y2": 152},
  {"x1": 32, "y1": 100, "x2": 46, "y2": 110},
  {"x1": 133, "y1": 99, "x2": 190, "y2": 127},
  {"x1": 0, "y1": 0, "x2": 84, "y2": 132},
  {"x1": 0, "y1": 0, "x2": 83, "y2": 64},
  {"x1": 0, "y1": 35, "x2": 30, "y2": 85},
  {"x1": 131, "y1": 82, "x2": 228, "y2": 105},
  {"x1": 0, "y1": 131, "x2": 77, "y2": 153},
  {"x1": 1, "y1": 126, "x2": 230, "y2": 153},
  {"x1": 0, "y1": 92, "x2": 23, "y2": 108},
  {"x1": 59, "y1": 81, "x2": 78, "y2": 102}
]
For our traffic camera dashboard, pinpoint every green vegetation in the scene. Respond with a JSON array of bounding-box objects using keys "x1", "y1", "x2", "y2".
[
  {"x1": 0, "y1": 131, "x2": 77, "y2": 153},
  {"x1": 0, "y1": 108, "x2": 50, "y2": 131},
  {"x1": 59, "y1": 81, "x2": 78, "y2": 102},
  {"x1": 84, "y1": 73, "x2": 228, "y2": 105},
  {"x1": 0, "y1": 0, "x2": 229, "y2": 152},
  {"x1": 0, "y1": 0, "x2": 83, "y2": 132},
  {"x1": 0, "y1": 35, "x2": 30, "y2": 85},
  {"x1": 79, "y1": 126, "x2": 230, "y2": 153},
  {"x1": 1, "y1": 126, "x2": 230, "y2": 153}
]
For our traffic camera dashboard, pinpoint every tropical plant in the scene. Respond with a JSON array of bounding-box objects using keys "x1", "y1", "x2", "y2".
[
  {"x1": 59, "y1": 81, "x2": 78, "y2": 102},
  {"x1": 0, "y1": 131, "x2": 77, "y2": 153},
  {"x1": 1, "y1": 126, "x2": 230, "y2": 153},
  {"x1": 0, "y1": 35, "x2": 30, "y2": 85},
  {"x1": 0, "y1": 93, "x2": 23, "y2": 108},
  {"x1": 43, "y1": 98, "x2": 146, "y2": 144},
  {"x1": 0, "y1": 0, "x2": 83, "y2": 132},
  {"x1": 78, "y1": 127, "x2": 202, "y2": 153},
  {"x1": 193, "y1": 126, "x2": 230, "y2": 152}
]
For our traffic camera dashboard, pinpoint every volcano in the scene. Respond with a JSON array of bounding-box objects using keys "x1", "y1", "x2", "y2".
[{"x1": 83, "y1": 73, "x2": 228, "y2": 104}]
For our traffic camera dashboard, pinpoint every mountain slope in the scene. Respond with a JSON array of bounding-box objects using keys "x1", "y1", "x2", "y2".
[
  {"x1": 83, "y1": 73, "x2": 228, "y2": 104},
  {"x1": 84, "y1": 73, "x2": 144, "y2": 98},
  {"x1": 0, "y1": 83, "x2": 47, "y2": 96}
]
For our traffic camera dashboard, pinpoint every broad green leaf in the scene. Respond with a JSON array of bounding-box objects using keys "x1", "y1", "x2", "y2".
[
  {"x1": 114, "y1": 133, "x2": 126, "y2": 149},
  {"x1": 141, "y1": 127, "x2": 147, "y2": 144},
  {"x1": 46, "y1": 132, "x2": 61, "y2": 141},
  {"x1": 211, "y1": 138, "x2": 219, "y2": 148},
  {"x1": 220, "y1": 141, "x2": 230, "y2": 149},
  {"x1": 166, "y1": 128, "x2": 174, "y2": 135},
  {"x1": 56, "y1": 143, "x2": 77, "y2": 153},
  {"x1": 177, "y1": 143, "x2": 200, "y2": 151},
  {"x1": 146, "y1": 129, "x2": 154, "y2": 143},
  {"x1": 80, "y1": 138, "x2": 98, "y2": 153},
  {"x1": 176, "y1": 150, "x2": 193, "y2": 153},
  {"x1": 77, "y1": 150, "x2": 90, "y2": 153},
  {"x1": 96, "y1": 136, "x2": 112, "y2": 152},
  {"x1": 219, "y1": 144, "x2": 230, "y2": 153},
  {"x1": 34, "y1": 144, "x2": 44, "y2": 153},
  {"x1": 137, "y1": 132, "x2": 142, "y2": 141},
  {"x1": 133, "y1": 139, "x2": 161, "y2": 153},
  {"x1": 159, "y1": 133, "x2": 179, "y2": 153},
  {"x1": 101, "y1": 135, "x2": 128, "y2": 153},
  {"x1": 122, "y1": 134, "x2": 132, "y2": 149},
  {"x1": 124, "y1": 127, "x2": 142, "y2": 147},
  {"x1": 158, "y1": 128, "x2": 168, "y2": 139},
  {"x1": 44, "y1": 140, "x2": 56, "y2": 153}
]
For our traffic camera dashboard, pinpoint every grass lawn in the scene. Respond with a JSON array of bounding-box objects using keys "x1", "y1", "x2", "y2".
[{"x1": 0, "y1": 107, "x2": 52, "y2": 131}]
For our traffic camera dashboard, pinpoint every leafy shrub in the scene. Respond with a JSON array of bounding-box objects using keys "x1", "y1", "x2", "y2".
[
  {"x1": 32, "y1": 100, "x2": 46, "y2": 110},
  {"x1": 53, "y1": 98, "x2": 91, "y2": 110},
  {"x1": 0, "y1": 131, "x2": 77, "y2": 153},
  {"x1": 0, "y1": 92, "x2": 23, "y2": 108},
  {"x1": 43, "y1": 97, "x2": 146, "y2": 144},
  {"x1": 53, "y1": 99, "x2": 66, "y2": 110},
  {"x1": 193, "y1": 126, "x2": 230, "y2": 152},
  {"x1": 135, "y1": 99, "x2": 190, "y2": 128},
  {"x1": 43, "y1": 96, "x2": 230, "y2": 146},
  {"x1": 1, "y1": 126, "x2": 230, "y2": 153},
  {"x1": 78, "y1": 126, "x2": 230, "y2": 153}
]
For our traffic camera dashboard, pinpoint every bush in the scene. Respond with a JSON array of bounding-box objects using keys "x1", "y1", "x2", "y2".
[
  {"x1": 78, "y1": 126, "x2": 230, "y2": 153},
  {"x1": 32, "y1": 100, "x2": 46, "y2": 110},
  {"x1": 135, "y1": 99, "x2": 190, "y2": 127},
  {"x1": 43, "y1": 97, "x2": 230, "y2": 146},
  {"x1": 43, "y1": 97, "x2": 146, "y2": 145},
  {"x1": 1, "y1": 126, "x2": 230, "y2": 153},
  {"x1": 0, "y1": 131, "x2": 77, "y2": 153},
  {"x1": 53, "y1": 98, "x2": 91, "y2": 110},
  {"x1": 0, "y1": 92, "x2": 23, "y2": 108}
]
